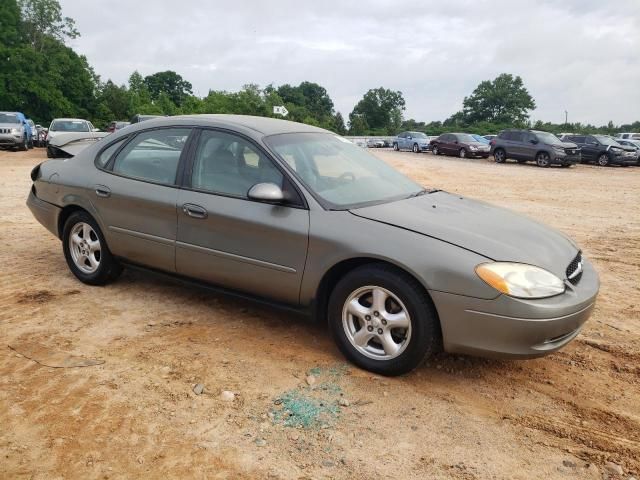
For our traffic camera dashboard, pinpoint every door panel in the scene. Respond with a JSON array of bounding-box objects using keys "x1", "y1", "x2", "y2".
[{"x1": 176, "y1": 191, "x2": 309, "y2": 304}]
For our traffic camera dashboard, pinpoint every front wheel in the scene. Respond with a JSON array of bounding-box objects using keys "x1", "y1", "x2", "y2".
[
  {"x1": 536, "y1": 152, "x2": 550, "y2": 168},
  {"x1": 18, "y1": 135, "x2": 28, "y2": 151},
  {"x1": 493, "y1": 149, "x2": 506, "y2": 163},
  {"x1": 459, "y1": 148, "x2": 467, "y2": 158},
  {"x1": 393, "y1": 143, "x2": 399, "y2": 151},
  {"x1": 328, "y1": 264, "x2": 440, "y2": 376},
  {"x1": 412, "y1": 143, "x2": 419, "y2": 153},
  {"x1": 597, "y1": 153, "x2": 610, "y2": 167},
  {"x1": 62, "y1": 211, "x2": 122, "y2": 285},
  {"x1": 432, "y1": 145, "x2": 439, "y2": 155}
]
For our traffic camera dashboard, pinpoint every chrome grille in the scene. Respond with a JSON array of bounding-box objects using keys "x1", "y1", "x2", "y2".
[
  {"x1": 0, "y1": 128, "x2": 11, "y2": 134},
  {"x1": 566, "y1": 252, "x2": 583, "y2": 285}
]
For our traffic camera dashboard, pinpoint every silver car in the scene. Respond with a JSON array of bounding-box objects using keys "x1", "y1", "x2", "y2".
[{"x1": 27, "y1": 115, "x2": 599, "y2": 375}]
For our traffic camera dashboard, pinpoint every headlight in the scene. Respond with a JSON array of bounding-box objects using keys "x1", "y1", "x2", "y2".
[
  {"x1": 11, "y1": 128, "x2": 21, "y2": 134},
  {"x1": 475, "y1": 262, "x2": 565, "y2": 299},
  {"x1": 553, "y1": 146, "x2": 565, "y2": 152},
  {"x1": 469, "y1": 145, "x2": 477, "y2": 150}
]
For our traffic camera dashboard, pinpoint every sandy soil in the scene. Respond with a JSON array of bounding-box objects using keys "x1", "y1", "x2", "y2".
[{"x1": 1, "y1": 147, "x2": 639, "y2": 480}]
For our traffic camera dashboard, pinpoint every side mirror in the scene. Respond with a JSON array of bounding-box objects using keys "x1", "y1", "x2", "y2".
[
  {"x1": 247, "y1": 183, "x2": 284, "y2": 202},
  {"x1": 407, "y1": 136, "x2": 412, "y2": 140},
  {"x1": 530, "y1": 139, "x2": 538, "y2": 144}
]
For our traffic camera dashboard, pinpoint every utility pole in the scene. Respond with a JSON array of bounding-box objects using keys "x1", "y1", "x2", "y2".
[{"x1": 564, "y1": 110, "x2": 568, "y2": 126}]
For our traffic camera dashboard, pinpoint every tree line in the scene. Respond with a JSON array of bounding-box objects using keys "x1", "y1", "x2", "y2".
[{"x1": 2, "y1": 0, "x2": 638, "y2": 137}]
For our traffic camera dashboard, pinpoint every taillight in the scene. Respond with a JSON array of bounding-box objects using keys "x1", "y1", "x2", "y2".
[
  {"x1": 490, "y1": 139, "x2": 496, "y2": 146},
  {"x1": 30, "y1": 163, "x2": 42, "y2": 181}
]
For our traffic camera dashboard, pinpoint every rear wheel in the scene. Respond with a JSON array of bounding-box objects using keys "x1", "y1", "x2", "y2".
[
  {"x1": 328, "y1": 264, "x2": 440, "y2": 376},
  {"x1": 536, "y1": 152, "x2": 550, "y2": 168},
  {"x1": 62, "y1": 211, "x2": 122, "y2": 285},
  {"x1": 493, "y1": 148, "x2": 506, "y2": 163},
  {"x1": 597, "y1": 153, "x2": 610, "y2": 166}
]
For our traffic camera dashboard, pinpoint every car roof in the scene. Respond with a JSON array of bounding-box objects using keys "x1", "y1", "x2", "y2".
[
  {"x1": 52, "y1": 118, "x2": 90, "y2": 122},
  {"x1": 155, "y1": 114, "x2": 329, "y2": 136}
]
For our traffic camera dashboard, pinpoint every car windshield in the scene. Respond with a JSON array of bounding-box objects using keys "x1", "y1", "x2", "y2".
[
  {"x1": 265, "y1": 133, "x2": 424, "y2": 209},
  {"x1": 594, "y1": 135, "x2": 621, "y2": 147},
  {"x1": 0, "y1": 113, "x2": 20, "y2": 124},
  {"x1": 409, "y1": 132, "x2": 427, "y2": 138},
  {"x1": 471, "y1": 135, "x2": 489, "y2": 144},
  {"x1": 534, "y1": 131, "x2": 564, "y2": 145},
  {"x1": 456, "y1": 134, "x2": 477, "y2": 143},
  {"x1": 50, "y1": 120, "x2": 89, "y2": 132}
]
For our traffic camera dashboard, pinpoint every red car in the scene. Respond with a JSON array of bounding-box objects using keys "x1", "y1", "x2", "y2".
[{"x1": 430, "y1": 133, "x2": 491, "y2": 158}]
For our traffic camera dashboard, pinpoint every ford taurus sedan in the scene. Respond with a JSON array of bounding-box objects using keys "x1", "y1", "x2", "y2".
[{"x1": 27, "y1": 115, "x2": 599, "y2": 375}]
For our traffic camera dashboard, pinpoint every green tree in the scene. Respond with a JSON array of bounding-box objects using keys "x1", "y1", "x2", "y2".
[
  {"x1": 349, "y1": 87, "x2": 405, "y2": 134},
  {"x1": 143, "y1": 70, "x2": 193, "y2": 107},
  {"x1": 19, "y1": 0, "x2": 79, "y2": 51},
  {"x1": 462, "y1": 73, "x2": 535, "y2": 124},
  {"x1": 333, "y1": 112, "x2": 346, "y2": 135},
  {"x1": 348, "y1": 113, "x2": 368, "y2": 135},
  {"x1": 0, "y1": 0, "x2": 22, "y2": 47}
]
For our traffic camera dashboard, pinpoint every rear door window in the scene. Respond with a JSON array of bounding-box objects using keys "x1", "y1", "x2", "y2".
[{"x1": 112, "y1": 128, "x2": 191, "y2": 185}]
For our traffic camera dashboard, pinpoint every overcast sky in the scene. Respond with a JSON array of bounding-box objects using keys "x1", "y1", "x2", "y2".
[{"x1": 59, "y1": 0, "x2": 639, "y2": 125}]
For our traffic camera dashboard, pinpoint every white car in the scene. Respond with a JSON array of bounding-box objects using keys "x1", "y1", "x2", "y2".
[
  {"x1": 615, "y1": 132, "x2": 640, "y2": 140},
  {"x1": 47, "y1": 118, "x2": 104, "y2": 158}
]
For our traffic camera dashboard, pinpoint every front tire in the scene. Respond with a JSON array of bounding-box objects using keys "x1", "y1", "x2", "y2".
[
  {"x1": 328, "y1": 264, "x2": 440, "y2": 376},
  {"x1": 18, "y1": 135, "x2": 28, "y2": 151},
  {"x1": 597, "y1": 153, "x2": 610, "y2": 167},
  {"x1": 459, "y1": 148, "x2": 467, "y2": 158},
  {"x1": 62, "y1": 211, "x2": 122, "y2": 285},
  {"x1": 393, "y1": 143, "x2": 399, "y2": 151},
  {"x1": 412, "y1": 143, "x2": 419, "y2": 153},
  {"x1": 493, "y1": 148, "x2": 506, "y2": 163},
  {"x1": 536, "y1": 152, "x2": 551, "y2": 168},
  {"x1": 432, "y1": 145, "x2": 439, "y2": 155}
]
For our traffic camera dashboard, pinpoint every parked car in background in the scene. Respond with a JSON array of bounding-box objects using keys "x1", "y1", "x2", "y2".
[
  {"x1": 561, "y1": 134, "x2": 637, "y2": 167},
  {"x1": 430, "y1": 133, "x2": 491, "y2": 158},
  {"x1": 616, "y1": 139, "x2": 640, "y2": 164},
  {"x1": 393, "y1": 131, "x2": 430, "y2": 153},
  {"x1": 366, "y1": 138, "x2": 385, "y2": 148},
  {"x1": 26, "y1": 114, "x2": 599, "y2": 375},
  {"x1": 130, "y1": 114, "x2": 161, "y2": 124},
  {"x1": 0, "y1": 111, "x2": 32, "y2": 151},
  {"x1": 26, "y1": 119, "x2": 37, "y2": 148},
  {"x1": 491, "y1": 129, "x2": 580, "y2": 168},
  {"x1": 36, "y1": 127, "x2": 48, "y2": 148},
  {"x1": 107, "y1": 121, "x2": 131, "y2": 133},
  {"x1": 615, "y1": 132, "x2": 640, "y2": 140},
  {"x1": 46, "y1": 118, "x2": 103, "y2": 158},
  {"x1": 483, "y1": 135, "x2": 496, "y2": 142},
  {"x1": 471, "y1": 134, "x2": 490, "y2": 144}
]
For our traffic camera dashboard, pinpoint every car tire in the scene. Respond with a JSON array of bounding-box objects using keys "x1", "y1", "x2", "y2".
[
  {"x1": 412, "y1": 143, "x2": 419, "y2": 153},
  {"x1": 597, "y1": 153, "x2": 610, "y2": 167},
  {"x1": 62, "y1": 211, "x2": 122, "y2": 286},
  {"x1": 393, "y1": 143, "x2": 399, "y2": 151},
  {"x1": 18, "y1": 135, "x2": 28, "y2": 151},
  {"x1": 493, "y1": 148, "x2": 506, "y2": 163},
  {"x1": 536, "y1": 152, "x2": 551, "y2": 168},
  {"x1": 432, "y1": 145, "x2": 439, "y2": 155},
  {"x1": 328, "y1": 264, "x2": 440, "y2": 376},
  {"x1": 459, "y1": 148, "x2": 467, "y2": 158}
]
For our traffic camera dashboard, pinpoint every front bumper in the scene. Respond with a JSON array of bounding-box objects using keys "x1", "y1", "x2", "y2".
[
  {"x1": 551, "y1": 151, "x2": 580, "y2": 165},
  {"x1": 26, "y1": 190, "x2": 61, "y2": 238},
  {"x1": 431, "y1": 257, "x2": 599, "y2": 359},
  {"x1": 0, "y1": 133, "x2": 22, "y2": 146},
  {"x1": 612, "y1": 154, "x2": 637, "y2": 166},
  {"x1": 468, "y1": 148, "x2": 490, "y2": 157}
]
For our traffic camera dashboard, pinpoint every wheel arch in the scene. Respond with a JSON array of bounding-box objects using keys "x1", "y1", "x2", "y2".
[
  {"x1": 312, "y1": 256, "x2": 440, "y2": 329},
  {"x1": 57, "y1": 205, "x2": 90, "y2": 238}
]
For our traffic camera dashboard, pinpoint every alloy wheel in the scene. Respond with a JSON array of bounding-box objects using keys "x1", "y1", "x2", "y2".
[
  {"x1": 536, "y1": 153, "x2": 550, "y2": 167},
  {"x1": 432, "y1": 146, "x2": 439, "y2": 155},
  {"x1": 413, "y1": 144, "x2": 419, "y2": 153},
  {"x1": 459, "y1": 148, "x2": 466, "y2": 158},
  {"x1": 342, "y1": 286, "x2": 412, "y2": 360},
  {"x1": 68, "y1": 222, "x2": 101, "y2": 274},
  {"x1": 597, "y1": 154, "x2": 609, "y2": 166}
]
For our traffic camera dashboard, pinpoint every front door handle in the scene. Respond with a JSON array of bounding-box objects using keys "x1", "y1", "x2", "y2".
[
  {"x1": 95, "y1": 186, "x2": 111, "y2": 198},
  {"x1": 182, "y1": 203, "x2": 207, "y2": 219}
]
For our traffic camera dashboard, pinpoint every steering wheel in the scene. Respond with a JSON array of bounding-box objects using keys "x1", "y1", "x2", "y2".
[{"x1": 338, "y1": 172, "x2": 356, "y2": 182}]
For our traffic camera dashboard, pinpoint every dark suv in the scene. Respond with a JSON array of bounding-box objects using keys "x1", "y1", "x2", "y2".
[
  {"x1": 430, "y1": 133, "x2": 491, "y2": 158},
  {"x1": 560, "y1": 134, "x2": 637, "y2": 167},
  {"x1": 490, "y1": 129, "x2": 580, "y2": 167}
]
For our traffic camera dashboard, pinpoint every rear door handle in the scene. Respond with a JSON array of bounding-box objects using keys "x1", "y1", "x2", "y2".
[
  {"x1": 95, "y1": 186, "x2": 111, "y2": 198},
  {"x1": 182, "y1": 203, "x2": 207, "y2": 219}
]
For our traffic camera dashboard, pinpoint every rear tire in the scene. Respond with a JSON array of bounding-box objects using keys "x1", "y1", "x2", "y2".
[
  {"x1": 62, "y1": 211, "x2": 122, "y2": 286},
  {"x1": 328, "y1": 264, "x2": 440, "y2": 376}
]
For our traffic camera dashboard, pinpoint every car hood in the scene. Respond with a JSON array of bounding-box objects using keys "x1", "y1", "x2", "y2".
[
  {"x1": 558, "y1": 141, "x2": 578, "y2": 148},
  {"x1": 350, "y1": 191, "x2": 578, "y2": 278},
  {"x1": 0, "y1": 122, "x2": 21, "y2": 129}
]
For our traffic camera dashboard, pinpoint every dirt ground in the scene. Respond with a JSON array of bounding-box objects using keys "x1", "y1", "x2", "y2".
[{"x1": 1, "y1": 147, "x2": 639, "y2": 480}]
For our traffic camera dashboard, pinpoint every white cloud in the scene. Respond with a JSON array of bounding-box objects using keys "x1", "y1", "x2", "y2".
[{"x1": 60, "y1": 0, "x2": 640, "y2": 125}]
